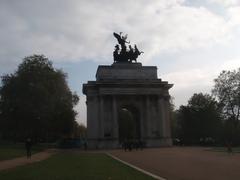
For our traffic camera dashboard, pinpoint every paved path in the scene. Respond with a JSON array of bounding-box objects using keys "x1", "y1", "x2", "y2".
[
  {"x1": 0, "y1": 149, "x2": 56, "y2": 171},
  {"x1": 108, "y1": 147, "x2": 240, "y2": 180}
]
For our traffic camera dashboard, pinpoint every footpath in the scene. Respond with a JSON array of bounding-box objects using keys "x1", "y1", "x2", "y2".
[
  {"x1": 0, "y1": 149, "x2": 56, "y2": 171},
  {"x1": 108, "y1": 147, "x2": 240, "y2": 180}
]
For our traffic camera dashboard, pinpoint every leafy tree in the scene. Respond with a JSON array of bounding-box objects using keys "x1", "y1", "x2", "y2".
[
  {"x1": 170, "y1": 97, "x2": 180, "y2": 139},
  {"x1": 0, "y1": 55, "x2": 79, "y2": 141},
  {"x1": 212, "y1": 68, "x2": 240, "y2": 144},
  {"x1": 72, "y1": 122, "x2": 86, "y2": 138},
  {"x1": 176, "y1": 93, "x2": 222, "y2": 145},
  {"x1": 212, "y1": 69, "x2": 240, "y2": 121}
]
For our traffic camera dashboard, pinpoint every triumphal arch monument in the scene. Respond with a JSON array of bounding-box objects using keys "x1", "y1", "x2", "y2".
[{"x1": 83, "y1": 32, "x2": 173, "y2": 149}]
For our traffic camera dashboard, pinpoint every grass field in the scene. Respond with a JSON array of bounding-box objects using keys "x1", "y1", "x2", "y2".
[
  {"x1": 0, "y1": 148, "x2": 27, "y2": 161},
  {"x1": 0, "y1": 152, "x2": 154, "y2": 180},
  {"x1": 0, "y1": 143, "x2": 48, "y2": 161}
]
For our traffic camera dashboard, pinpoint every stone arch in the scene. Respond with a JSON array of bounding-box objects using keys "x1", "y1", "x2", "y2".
[
  {"x1": 118, "y1": 104, "x2": 141, "y2": 143},
  {"x1": 83, "y1": 62, "x2": 173, "y2": 149}
]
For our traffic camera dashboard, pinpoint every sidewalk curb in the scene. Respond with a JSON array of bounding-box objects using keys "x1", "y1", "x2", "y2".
[{"x1": 106, "y1": 153, "x2": 167, "y2": 180}]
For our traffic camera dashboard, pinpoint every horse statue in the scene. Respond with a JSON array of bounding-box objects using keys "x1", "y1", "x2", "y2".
[{"x1": 113, "y1": 32, "x2": 143, "y2": 63}]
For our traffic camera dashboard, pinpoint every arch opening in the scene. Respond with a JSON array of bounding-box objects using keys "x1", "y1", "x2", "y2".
[{"x1": 118, "y1": 105, "x2": 141, "y2": 143}]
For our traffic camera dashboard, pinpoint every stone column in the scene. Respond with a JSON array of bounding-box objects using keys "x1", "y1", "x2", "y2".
[
  {"x1": 99, "y1": 96, "x2": 104, "y2": 139},
  {"x1": 112, "y1": 96, "x2": 118, "y2": 139},
  {"x1": 164, "y1": 97, "x2": 171, "y2": 137},
  {"x1": 158, "y1": 96, "x2": 166, "y2": 137},
  {"x1": 145, "y1": 95, "x2": 150, "y2": 138}
]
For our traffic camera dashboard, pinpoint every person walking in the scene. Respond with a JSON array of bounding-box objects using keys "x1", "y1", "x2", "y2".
[{"x1": 25, "y1": 138, "x2": 32, "y2": 159}]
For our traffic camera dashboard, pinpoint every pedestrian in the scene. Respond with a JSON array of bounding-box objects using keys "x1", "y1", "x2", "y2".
[
  {"x1": 25, "y1": 138, "x2": 32, "y2": 159},
  {"x1": 83, "y1": 141, "x2": 88, "y2": 151},
  {"x1": 227, "y1": 142, "x2": 233, "y2": 154}
]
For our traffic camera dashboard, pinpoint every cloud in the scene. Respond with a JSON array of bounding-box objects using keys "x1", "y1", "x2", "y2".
[
  {"x1": 161, "y1": 58, "x2": 240, "y2": 107},
  {"x1": 227, "y1": 7, "x2": 240, "y2": 27},
  {"x1": 209, "y1": 0, "x2": 240, "y2": 7},
  {"x1": 162, "y1": 68, "x2": 215, "y2": 107},
  {"x1": 219, "y1": 59, "x2": 240, "y2": 71},
  {"x1": 162, "y1": 68, "x2": 213, "y2": 89},
  {"x1": 1, "y1": 0, "x2": 240, "y2": 121},
  {"x1": 1, "y1": 0, "x2": 240, "y2": 66}
]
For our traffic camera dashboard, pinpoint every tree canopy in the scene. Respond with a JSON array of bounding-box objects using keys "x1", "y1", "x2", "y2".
[
  {"x1": 174, "y1": 93, "x2": 222, "y2": 145},
  {"x1": 171, "y1": 68, "x2": 240, "y2": 146},
  {"x1": 212, "y1": 68, "x2": 240, "y2": 121},
  {"x1": 0, "y1": 55, "x2": 79, "y2": 141},
  {"x1": 212, "y1": 68, "x2": 240, "y2": 144}
]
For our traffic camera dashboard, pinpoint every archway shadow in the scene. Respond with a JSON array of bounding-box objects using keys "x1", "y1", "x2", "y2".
[{"x1": 118, "y1": 104, "x2": 141, "y2": 144}]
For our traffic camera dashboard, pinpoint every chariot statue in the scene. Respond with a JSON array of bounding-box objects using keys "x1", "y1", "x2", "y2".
[{"x1": 113, "y1": 32, "x2": 143, "y2": 63}]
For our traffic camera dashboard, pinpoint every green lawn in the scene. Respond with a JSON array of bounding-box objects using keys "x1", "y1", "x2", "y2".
[
  {"x1": 0, "y1": 148, "x2": 27, "y2": 161},
  {"x1": 0, "y1": 152, "x2": 155, "y2": 180},
  {"x1": 0, "y1": 143, "x2": 47, "y2": 161}
]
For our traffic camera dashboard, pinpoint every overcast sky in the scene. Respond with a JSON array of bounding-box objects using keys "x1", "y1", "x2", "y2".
[{"x1": 1, "y1": 0, "x2": 240, "y2": 125}]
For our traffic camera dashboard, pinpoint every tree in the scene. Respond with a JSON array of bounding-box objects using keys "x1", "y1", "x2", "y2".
[
  {"x1": 212, "y1": 69, "x2": 240, "y2": 121},
  {"x1": 72, "y1": 122, "x2": 86, "y2": 139},
  {"x1": 170, "y1": 97, "x2": 180, "y2": 140},
  {"x1": 212, "y1": 68, "x2": 240, "y2": 144},
  {"x1": 176, "y1": 93, "x2": 222, "y2": 145},
  {"x1": 0, "y1": 55, "x2": 79, "y2": 141}
]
